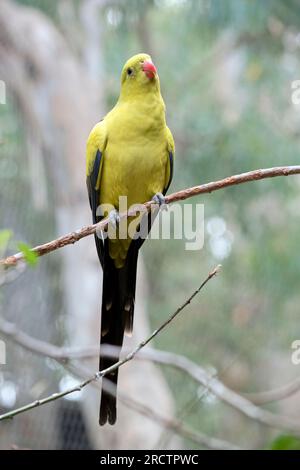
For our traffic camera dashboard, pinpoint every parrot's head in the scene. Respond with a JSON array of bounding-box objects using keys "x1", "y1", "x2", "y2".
[{"x1": 120, "y1": 53, "x2": 159, "y2": 97}]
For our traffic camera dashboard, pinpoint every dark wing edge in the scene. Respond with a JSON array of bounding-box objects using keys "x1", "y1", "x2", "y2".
[
  {"x1": 163, "y1": 151, "x2": 174, "y2": 195},
  {"x1": 86, "y1": 149, "x2": 104, "y2": 265}
]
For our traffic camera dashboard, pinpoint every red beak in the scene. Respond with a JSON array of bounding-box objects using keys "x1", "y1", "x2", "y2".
[{"x1": 142, "y1": 60, "x2": 157, "y2": 79}]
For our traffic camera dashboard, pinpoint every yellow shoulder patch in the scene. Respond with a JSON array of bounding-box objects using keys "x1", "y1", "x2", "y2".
[{"x1": 86, "y1": 120, "x2": 107, "y2": 177}]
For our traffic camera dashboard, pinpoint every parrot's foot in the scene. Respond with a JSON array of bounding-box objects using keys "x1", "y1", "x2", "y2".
[
  {"x1": 152, "y1": 192, "x2": 166, "y2": 207},
  {"x1": 108, "y1": 208, "x2": 120, "y2": 228}
]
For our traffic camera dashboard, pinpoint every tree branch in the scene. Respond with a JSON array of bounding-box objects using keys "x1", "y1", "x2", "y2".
[
  {"x1": 99, "y1": 376, "x2": 241, "y2": 450},
  {"x1": 130, "y1": 349, "x2": 300, "y2": 435},
  {"x1": 91, "y1": 346, "x2": 300, "y2": 436},
  {"x1": 2, "y1": 285, "x2": 300, "y2": 436},
  {"x1": 1, "y1": 165, "x2": 300, "y2": 267},
  {"x1": 3, "y1": 310, "x2": 299, "y2": 411},
  {"x1": 69, "y1": 362, "x2": 241, "y2": 450},
  {"x1": 0, "y1": 316, "x2": 96, "y2": 361},
  {"x1": 0, "y1": 318, "x2": 240, "y2": 450},
  {"x1": 244, "y1": 377, "x2": 300, "y2": 406},
  {"x1": 0, "y1": 265, "x2": 220, "y2": 421}
]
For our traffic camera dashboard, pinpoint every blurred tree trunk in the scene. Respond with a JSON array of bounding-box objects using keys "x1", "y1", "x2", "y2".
[{"x1": 0, "y1": 0, "x2": 177, "y2": 449}]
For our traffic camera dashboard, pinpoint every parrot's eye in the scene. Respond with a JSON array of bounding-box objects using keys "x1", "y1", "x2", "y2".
[{"x1": 127, "y1": 67, "x2": 133, "y2": 76}]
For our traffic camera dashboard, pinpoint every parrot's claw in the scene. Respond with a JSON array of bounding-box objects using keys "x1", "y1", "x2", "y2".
[
  {"x1": 152, "y1": 192, "x2": 166, "y2": 207},
  {"x1": 109, "y1": 209, "x2": 120, "y2": 228}
]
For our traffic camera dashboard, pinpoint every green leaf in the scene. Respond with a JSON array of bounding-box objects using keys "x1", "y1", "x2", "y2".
[
  {"x1": 270, "y1": 434, "x2": 300, "y2": 450},
  {"x1": 0, "y1": 230, "x2": 13, "y2": 251},
  {"x1": 17, "y1": 242, "x2": 38, "y2": 267}
]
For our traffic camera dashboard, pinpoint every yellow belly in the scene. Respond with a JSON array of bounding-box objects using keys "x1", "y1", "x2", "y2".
[{"x1": 100, "y1": 136, "x2": 167, "y2": 267}]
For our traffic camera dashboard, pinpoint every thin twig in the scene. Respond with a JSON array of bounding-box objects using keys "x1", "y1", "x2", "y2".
[
  {"x1": 0, "y1": 322, "x2": 240, "y2": 449},
  {"x1": 101, "y1": 376, "x2": 241, "y2": 450},
  {"x1": 98, "y1": 265, "x2": 221, "y2": 380},
  {"x1": 71, "y1": 363, "x2": 241, "y2": 450},
  {"x1": 133, "y1": 349, "x2": 300, "y2": 435},
  {"x1": 0, "y1": 265, "x2": 219, "y2": 421},
  {"x1": 2, "y1": 310, "x2": 300, "y2": 410},
  {"x1": 1, "y1": 165, "x2": 300, "y2": 267},
  {"x1": 2, "y1": 314, "x2": 300, "y2": 435},
  {"x1": 101, "y1": 346, "x2": 300, "y2": 435}
]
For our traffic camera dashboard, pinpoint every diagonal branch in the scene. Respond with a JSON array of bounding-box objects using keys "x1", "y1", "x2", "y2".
[
  {"x1": 244, "y1": 378, "x2": 300, "y2": 406},
  {"x1": 1, "y1": 165, "x2": 300, "y2": 267},
  {"x1": 0, "y1": 265, "x2": 220, "y2": 421},
  {"x1": 131, "y1": 349, "x2": 300, "y2": 435},
  {"x1": 0, "y1": 316, "x2": 240, "y2": 449},
  {"x1": 71, "y1": 363, "x2": 241, "y2": 450},
  {"x1": 3, "y1": 311, "x2": 300, "y2": 414},
  {"x1": 2, "y1": 289, "x2": 300, "y2": 434},
  {"x1": 98, "y1": 375, "x2": 241, "y2": 450}
]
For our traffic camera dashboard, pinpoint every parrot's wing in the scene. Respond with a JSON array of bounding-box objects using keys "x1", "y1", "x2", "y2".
[
  {"x1": 86, "y1": 120, "x2": 107, "y2": 265},
  {"x1": 163, "y1": 126, "x2": 175, "y2": 195},
  {"x1": 87, "y1": 149, "x2": 102, "y2": 221}
]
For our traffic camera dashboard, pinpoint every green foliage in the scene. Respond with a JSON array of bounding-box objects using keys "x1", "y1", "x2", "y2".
[
  {"x1": 0, "y1": 229, "x2": 38, "y2": 267},
  {"x1": 17, "y1": 242, "x2": 38, "y2": 267},
  {"x1": 270, "y1": 435, "x2": 300, "y2": 450}
]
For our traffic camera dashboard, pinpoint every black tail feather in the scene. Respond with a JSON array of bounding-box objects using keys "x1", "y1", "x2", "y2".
[{"x1": 99, "y1": 240, "x2": 139, "y2": 425}]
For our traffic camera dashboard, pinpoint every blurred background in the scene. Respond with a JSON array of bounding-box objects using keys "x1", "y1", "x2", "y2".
[{"x1": 1, "y1": 0, "x2": 300, "y2": 450}]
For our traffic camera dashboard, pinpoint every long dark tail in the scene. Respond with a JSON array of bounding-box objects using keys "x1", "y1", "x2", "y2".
[{"x1": 99, "y1": 241, "x2": 139, "y2": 425}]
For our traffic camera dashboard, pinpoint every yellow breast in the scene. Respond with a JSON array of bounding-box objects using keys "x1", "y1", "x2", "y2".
[{"x1": 100, "y1": 98, "x2": 169, "y2": 267}]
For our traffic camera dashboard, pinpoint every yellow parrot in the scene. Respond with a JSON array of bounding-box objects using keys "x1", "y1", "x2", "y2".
[{"x1": 86, "y1": 53, "x2": 175, "y2": 425}]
